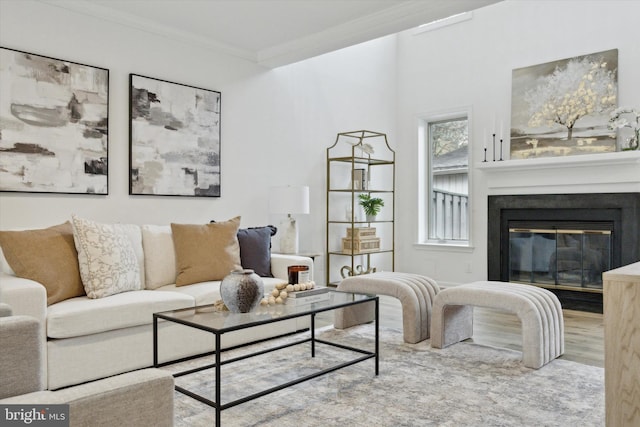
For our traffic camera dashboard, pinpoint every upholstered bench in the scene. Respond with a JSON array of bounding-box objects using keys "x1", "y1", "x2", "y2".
[
  {"x1": 430, "y1": 281, "x2": 564, "y2": 369},
  {"x1": 334, "y1": 272, "x2": 440, "y2": 344}
]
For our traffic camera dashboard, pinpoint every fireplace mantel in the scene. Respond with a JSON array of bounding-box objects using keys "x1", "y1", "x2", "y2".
[{"x1": 477, "y1": 151, "x2": 640, "y2": 194}]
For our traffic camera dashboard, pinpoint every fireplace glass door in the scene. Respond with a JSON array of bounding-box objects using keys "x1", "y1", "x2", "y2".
[{"x1": 509, "y1": 228, "x2": 611, "y2": 290}]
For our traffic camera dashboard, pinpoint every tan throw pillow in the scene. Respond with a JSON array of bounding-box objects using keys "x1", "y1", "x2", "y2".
[
  {"x1": 0, "y1": 222, "x2": 85, "y2": 305},
  {"x1": 171, "y1": 217, "x2": 242, "y2": 286},
  {"x1": 71, "y1": 215, "x2": 141, "y2": 298}
]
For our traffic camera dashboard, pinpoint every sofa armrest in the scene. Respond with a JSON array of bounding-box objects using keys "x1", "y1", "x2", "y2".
[
  {"x1": 0, "y1": 274, "x2": 48, "y2": 386},
  {"x1": 0, "y1": 368, "x2": 174, "y2": 427},
  {"x1": 270, "y1": 254, "x2": 314, "y2": 282},
  {"x1": 0, "y1": 315, "x2": 45, "y2": 399},
  {"x1": 0, "y1": 274, "x2": 47, "y2": 323}
]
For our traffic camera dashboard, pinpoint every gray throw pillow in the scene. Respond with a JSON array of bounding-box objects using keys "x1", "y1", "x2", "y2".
[{"x1": 236, "y1": 226, "x2": 277, "y2": 277}]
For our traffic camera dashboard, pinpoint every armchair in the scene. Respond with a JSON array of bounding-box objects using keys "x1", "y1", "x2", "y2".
[{"x1": 0, "y1": 303, "x2": 175, "y2": 427}]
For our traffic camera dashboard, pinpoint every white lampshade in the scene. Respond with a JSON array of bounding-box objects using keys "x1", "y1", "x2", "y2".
[{"x1": 269, "y1": 186, "x2": 310, "y2": 215}]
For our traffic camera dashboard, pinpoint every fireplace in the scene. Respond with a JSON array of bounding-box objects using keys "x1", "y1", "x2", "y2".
[
  {"x1": 509, "y1": 223, "x2": 612, "y2": 288},
  {"x1": 488, "y1": 193, "x2": 640, "y2": 312}
]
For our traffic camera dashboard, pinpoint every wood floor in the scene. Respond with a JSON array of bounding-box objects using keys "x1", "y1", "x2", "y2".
[{"x1": 320, "y1": 295, "x2": 604, "y2": 368}]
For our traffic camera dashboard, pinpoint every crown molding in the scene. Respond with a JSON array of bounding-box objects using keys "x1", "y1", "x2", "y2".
[
  {"x1": 37, "y1": 0, "x2": 258, "y2": 63},
  {"x1": 37, "y1": 0, "x2": 500, "y2": 68},
  {"x1": 257, "y1": 0, "x2": 499, "y2": 67}
]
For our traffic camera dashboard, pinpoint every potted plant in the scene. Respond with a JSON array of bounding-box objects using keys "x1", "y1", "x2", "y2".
[
  {"x1": 358, "y1": 193, "x2": 384, "y2": 221},
  {"x1": 609, "y1": 107, "x2": 640, "y2": 151}
]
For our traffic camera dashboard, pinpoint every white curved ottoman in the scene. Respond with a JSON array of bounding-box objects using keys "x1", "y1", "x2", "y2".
[
  {"x1": 334, "y1": 272, "x2": 440, "y2": 344},
  {"x1": 430, "y1": 281, "x2": 564, "y2": 369}
]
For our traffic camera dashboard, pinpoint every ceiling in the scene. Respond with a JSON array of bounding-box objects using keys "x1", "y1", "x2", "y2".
[{"x1": 40, "y1": 0, "x2": 500, "y2": 68}]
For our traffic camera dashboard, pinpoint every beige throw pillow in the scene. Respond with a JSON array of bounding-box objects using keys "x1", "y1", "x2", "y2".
[
  {"x1": 71, "y1": 215, "x2": 141, "y2": 298},
  {"x1": 171, "y1": 217, "x2": 242, "y2": 286},
  {"x1": 141, "y1": 225, "x2": 176, "y2": 289},
  {"x1": 0, "y1": 222, "x2": 85, "y2": 305}
]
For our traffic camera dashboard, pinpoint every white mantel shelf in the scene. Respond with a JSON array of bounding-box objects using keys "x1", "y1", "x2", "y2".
[
  {"x1": 476, "y1": 150, "x2": 640, "y2": 172},
  {"x1": 475, "y1": 151, "x2": 640, "y2": 194}
]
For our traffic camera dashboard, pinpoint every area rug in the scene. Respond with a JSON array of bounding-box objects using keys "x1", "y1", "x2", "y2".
[{"x1": 168, "y1": 324, "x2": 604, "y2": 426}]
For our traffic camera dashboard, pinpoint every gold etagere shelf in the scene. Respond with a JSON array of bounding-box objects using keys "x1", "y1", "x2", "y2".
[{"x1": 326, "y1": 130, "x2": 395, "y2": 286}]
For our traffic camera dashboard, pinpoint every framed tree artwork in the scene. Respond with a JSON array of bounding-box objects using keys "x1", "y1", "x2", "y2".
[
  {"x1": 129, "y1": 74, "x2": 221, "y2": 197},
  {"x1": 0, "y1": 47, "x2": 109, "y2": 194},
  {"x1": 510, "y1": 49, "x2": 618, "y2": 159}
]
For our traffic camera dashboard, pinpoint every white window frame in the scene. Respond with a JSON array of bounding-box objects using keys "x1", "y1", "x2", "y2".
[{"x1": 417, "y1": 107, "x2": 473, "y2": 248}]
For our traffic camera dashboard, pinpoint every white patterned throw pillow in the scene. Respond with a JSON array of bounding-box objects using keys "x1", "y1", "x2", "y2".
[{"x1": 71, "y1": 215, "x2": 141, "y2": 298}]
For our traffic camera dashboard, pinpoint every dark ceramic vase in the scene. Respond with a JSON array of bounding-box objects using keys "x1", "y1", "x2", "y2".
[{"x1": 220, "y1": 269, "x2": 264, "y2": 313}]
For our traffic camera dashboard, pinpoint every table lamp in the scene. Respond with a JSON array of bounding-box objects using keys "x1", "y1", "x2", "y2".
[{"x1": 269, "y1": 185, "x2": 310, "y2": 254}]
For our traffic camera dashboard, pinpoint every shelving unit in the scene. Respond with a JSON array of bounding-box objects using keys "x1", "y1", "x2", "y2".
[{"x1": 326, "y1": 130, "x2": 395, "y2": 286}]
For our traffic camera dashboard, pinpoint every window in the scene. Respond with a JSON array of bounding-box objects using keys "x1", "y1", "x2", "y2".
[{"x1": 418, "y1": 113, "x2": 470, "y2": 244}]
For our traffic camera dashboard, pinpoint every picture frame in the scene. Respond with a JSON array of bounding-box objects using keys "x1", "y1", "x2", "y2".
[
  {"x1": 129, "y1": 74, "x2": 221, "y2": 197},
  {"x1": 0, "y1": 47, "x2": 109, "y2": 194},
  {"x1": 510, "y1": 49, "x2": 618, "y2": 159},
  {"x1": 352, "y1": 168, "x2": 367, "y2": 190}
]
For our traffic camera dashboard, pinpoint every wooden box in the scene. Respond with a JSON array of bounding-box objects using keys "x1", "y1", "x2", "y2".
[
  {"x1": 346, "y1": 227, "x2": 377, "y2": 239},
  {"x1": 342, "y1": 237, "x2": 381, "y2": 254}
]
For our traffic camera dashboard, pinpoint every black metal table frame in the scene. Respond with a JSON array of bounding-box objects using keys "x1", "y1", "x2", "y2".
[{"x1": 153, "y1": 295, "x2": 379, "y2": 426}]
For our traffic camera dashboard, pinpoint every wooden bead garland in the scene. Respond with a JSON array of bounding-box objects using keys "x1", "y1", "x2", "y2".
[{"x1": 260, "y1": 281, "x2": 316, "y2": 306}]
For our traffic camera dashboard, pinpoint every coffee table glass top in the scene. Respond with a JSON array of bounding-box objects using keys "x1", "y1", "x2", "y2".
[{"x1": 154, "y1": 290, "x2": 375, "y2": 333}]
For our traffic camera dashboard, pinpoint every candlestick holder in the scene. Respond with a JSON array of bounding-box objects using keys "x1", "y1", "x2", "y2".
[
  {"x1": 483, "y1": 147, "x2": 487, "y2": 162},
  {"x1": 492, "y1": 133, "x2": 496, "y2": 162},
  {"x1": 499, "y1": 139, "x2": 504, "y2": 161}
]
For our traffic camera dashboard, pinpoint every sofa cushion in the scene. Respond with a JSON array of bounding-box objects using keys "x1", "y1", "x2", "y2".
[
  {"x1": 141, "y1": 225, "x2": 176, "y2": 290},
  {"x1": 0, "y1": 222, "x2": 85, "y2": 305},
  {"x1": 71, "y1": 216, "x2": 142, "y2": 299},
  {"x1": 155, "y1": 282, "x2": 222, "y2": 307},
  {"x1": 237, "y1": 226, "x2": 277, "y2": 277},
  {"x1": 171, "y1": 217, "x2": 242, "y2": 286},
  {"x1": 156, "y1": 277, "x2": 285, "y2": 307},
  {"x1": 46, "y1": 290, "x2": 194, "y2": 339}
]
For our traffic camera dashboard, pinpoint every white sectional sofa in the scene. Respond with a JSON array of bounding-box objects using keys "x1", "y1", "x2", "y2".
[{"x1": 0, "y1": 219, "x2": 313, "y2": 390}]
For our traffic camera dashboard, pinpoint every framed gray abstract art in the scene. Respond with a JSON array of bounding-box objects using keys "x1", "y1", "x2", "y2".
[
  {"x1": 510, "y1": 49, "x2": 618, "y2": 159},
  {"x1": 0, "y1": 47, "x2": 109, "y2": 194},
  {"x1": 129, "y1": 74, "x2": 221, "y2": 197}
]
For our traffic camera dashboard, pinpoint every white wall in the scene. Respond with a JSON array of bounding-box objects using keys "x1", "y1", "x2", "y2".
[
  {"x1": 3, "y1": 0, "x2": 638, "y2": 288},
  {"x1": 0, "y1": 1, "x2": 398, "y2": 284},
  {"x1": 395, "y1": 0, "x2": 640, "y2": 286}
]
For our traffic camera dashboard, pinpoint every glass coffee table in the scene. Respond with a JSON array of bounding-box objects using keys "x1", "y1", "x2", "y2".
[{"x1": 153, "y1": 290, "x2": 378, "y2": 426}]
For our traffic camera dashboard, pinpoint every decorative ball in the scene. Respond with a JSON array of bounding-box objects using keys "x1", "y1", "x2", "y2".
[
  {"x1": 276, "y1": 282, "x2": 287, "y2": 290},
  {"x1": 308, "y1": 281, "x2": 315, "y2": 289},
  {"x1": 260, "y1": 298, "x2": 269, "y2": 306},
  {"x1": 280, "y1": 291, "x2": 288, "y2": 299},
  {"x1": 275, "y1": 297, "x2": 283, "y2": 304},
  {"x1": 293, "y1": 284, "x2": 301, "y2": 291},
  {"x1": 271, "y1": 288, "x2": 280, "y2": 297},
  {"x1": 268, "y1": 296, "x2": 276, "y2": 305},
  {"x1": 286, "y1": 284, "x2": 294, "y2": 292}
]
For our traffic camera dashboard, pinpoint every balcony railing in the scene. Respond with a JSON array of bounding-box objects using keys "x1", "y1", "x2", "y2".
[{"x1": 431, "y1": 189, "x2": 469, "y2": 241}]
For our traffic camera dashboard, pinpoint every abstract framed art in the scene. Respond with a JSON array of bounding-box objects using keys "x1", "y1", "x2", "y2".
[
  {"x1": 510, "y1": 49, "x2": 618, "y2": 159},
  {"x1": 0, "y1": 47, "x2": 109, "y2": 194},
  {"x1": 129, "y1": 74, "x2": 221, "y2": 197}
]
